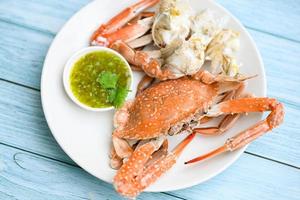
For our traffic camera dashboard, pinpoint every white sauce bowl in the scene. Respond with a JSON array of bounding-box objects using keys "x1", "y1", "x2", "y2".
[{"x1": 63, "y1": 46, "x2": 133, "y2": 112}]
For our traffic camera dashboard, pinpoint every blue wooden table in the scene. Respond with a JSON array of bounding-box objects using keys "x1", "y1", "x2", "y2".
[{"x1": 0, "y1": 0, "x2": 299, "y2": 199}]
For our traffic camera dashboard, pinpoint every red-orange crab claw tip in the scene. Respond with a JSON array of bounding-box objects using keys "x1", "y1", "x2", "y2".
[
  {"x1": 173, "y1": 132, "x2": 196, "y2": 156},
  {"x1": 90, "y1": 0, "x2": 159, "y2": 46},
  {"x1": 184, "y1": 145, "x2": 228, "y2": 164}
]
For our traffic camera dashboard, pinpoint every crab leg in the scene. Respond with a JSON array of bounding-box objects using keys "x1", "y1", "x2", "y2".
[
  {"x1": 111, "y1": 40, "x2": 177, "y2": 80},
  {"x1": 192, "y1": 70, "x2": 256, "y2": 84},
  {"x1": 127, "y1": 34, "x2": 153, "y2": 49},
  {"x1": 194, "y1": 114, "x2": 240, "y2": 136},
  {"x1": 198, "y1": 116, "x2": 211, "y2": 124},
  {"x1": 194, "y1": 82, "x2": 247, "y2": 136},
  {"x1": 112, "y1": 101, "x2": 135, "y2": 160},
  {"x1": 114, "y1": 133, "x2": 196, "y2": 198},
  {"x1": 91, "y1": 17, "x2": 154, "y2": 47},
  {"x1": 136, "y1": 74, "x2": 155, "y2": 96},
  {"x1": 185, "y1": 98, "x2": 284, "y2": 164},
  {"x1": 112, "y1": 135, "x2": 134, "y2": 159},
  {"x1": 127, "y1": 11, "x2": 155, "y2": 25},
  {"x1": 145, "y1": 139, "x2": 168, "y2": 168},
  {"x1": 129, "y1": 65, "x2": 142, "y2": 71},
  {"x1": 109, "y1": 145, "x2": 123, "y2": 169},
  {"x1": 90, "y1": 0, "x2": 159, "y2": 45}
]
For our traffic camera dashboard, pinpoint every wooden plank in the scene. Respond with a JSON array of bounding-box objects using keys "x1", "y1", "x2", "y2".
[
  {"x1": 0, "y1": 0, "x2": 299, "y2": 42},
  {"x1": 245, "y1": 29, "x2": 300, "y2": 166},
  {"x1": 216, "y1": 0, "x2": 300, "y2": 42},
  {"x1": 0, "y1": 143, "x2": 299, "y2": 200},
  {"x1": 0, "y1": 21, "x2": 299, "y2": 166},
  {"x1": 0, "y1": 20, "x2": 52, "y2": 88},
  {"x1": 169, "y1": 153, "x2": 300, "y2": 200},
  {"x1": 0, "y1": 144, "x2": 180, "y2": 200},
  {"x1": 0, "y1": 79, "x2": 74, "y2": 164},
  {"x1": 0, "y1": 0, "x2": 90, "y2": 35},
  {"x1": 0, "y1": 1, "x2": 298, "y2": 199}
]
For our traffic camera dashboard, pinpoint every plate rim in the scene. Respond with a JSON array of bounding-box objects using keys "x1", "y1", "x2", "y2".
[{"x1": 41, "y1": 0, "x2": 266, "y2": 192}]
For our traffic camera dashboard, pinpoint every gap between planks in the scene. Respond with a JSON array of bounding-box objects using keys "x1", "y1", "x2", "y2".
[
  {"x1": 1, "y1": 137, "x2": 298, "y2": 172},
  {"x1": 0, "y1": 141, "x2": 186, "y2": 200},
  {"x1": 0, "y1": 18, "x2": 55, "y2": 37},
  {"x1": 0, "y1": 78, "x2": 39, "y2": 92},
  {"x1": 244, "y1": 25, "x2": 300, "y2": 44}
]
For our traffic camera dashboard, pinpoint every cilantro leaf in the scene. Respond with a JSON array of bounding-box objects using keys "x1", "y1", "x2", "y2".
[
  {"x1": 97, "y1": 71, "x2": 119, "y2": 89},
  {"x1": 113, "y1": 87, "x2": 129, "y2": 108},
  {"x1": 96, "y1": 71, "x2": 129, "y2": 108},
  {"x1": 107, "y1": 89, "x2": 117, "y2": 103}
]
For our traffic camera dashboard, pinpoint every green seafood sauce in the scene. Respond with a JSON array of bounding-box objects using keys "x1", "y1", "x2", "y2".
[{"x1": 70, "y1": 51, "x2": 131, "y2": 108}]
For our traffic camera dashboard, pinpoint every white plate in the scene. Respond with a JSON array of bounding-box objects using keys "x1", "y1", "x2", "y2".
[{"x1": 41, "y1": 0, "x2": 265, "y2": 192}]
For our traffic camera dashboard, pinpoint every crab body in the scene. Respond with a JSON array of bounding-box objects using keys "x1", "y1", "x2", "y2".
[
  {"x1": 111, "y1": 75, "x2": 284, "y2": 198},
  {"x1": 114, "y1": 77, "x2": 218, "y2": 140}
]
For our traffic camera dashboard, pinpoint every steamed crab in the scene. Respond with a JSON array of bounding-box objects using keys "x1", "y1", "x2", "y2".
[
  {"x1": 90, "y1": 0, "x2": 238, "y2": 81},
  {"x1": 89, "y1": 0, "x2": 284, "y2": 198},
  {"x1": 110, "y1": 72, "x2": 284, "y2": 198}
]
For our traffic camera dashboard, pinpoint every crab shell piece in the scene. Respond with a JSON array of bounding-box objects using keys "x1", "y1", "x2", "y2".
[{"x1": 113, "y1": 77, "x2": 220, "y2": 140}]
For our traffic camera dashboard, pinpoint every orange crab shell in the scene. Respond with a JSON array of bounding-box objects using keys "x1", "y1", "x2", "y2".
[{"x1": 114, "y1": 77, "x2": 219, "y2": 140}]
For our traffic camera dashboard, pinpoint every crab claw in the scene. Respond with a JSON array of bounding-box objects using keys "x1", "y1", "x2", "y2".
[
  {"x1": 92, "y1": 17, "x2": 154, "y2": 47},
  {"x1": 111, "y1": 40, "x2": 177, "y2": 80},
  {"x1": 114, "y1": 133, "x2": 196, "y2": 198},
  {"x1": 90, "y1": 0, "x2": 159, "y2": 46},
  {"x1": 185, "y1": 98, "x2": 284, "y2": 164}
]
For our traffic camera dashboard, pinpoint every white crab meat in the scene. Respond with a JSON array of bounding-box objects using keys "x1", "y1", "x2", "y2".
[
  {"x1": 149, "y1": 2, "x2": 237, "y2": 78},
  {"x1": 164, "y1": 36, "x2": 205, "y2": 76},
  {"x1": 152, "y1": 0, "x2": 193, "y2": 47},
  {"x1": 191, "y1": 10, "x2": 227, "y2": 48},
  {"x1": 206, "y1": 29, "x2": 240, "y2": 76},
  {"x1": 163, "y1": 10, "x2": 227, "y2": 76}
]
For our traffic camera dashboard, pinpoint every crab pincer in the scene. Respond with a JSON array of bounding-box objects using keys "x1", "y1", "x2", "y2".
[
  {"x1": 90, "y1": 0, "x2": 159, "y2": 46},
  {"x1": 114, "y1": 133, "x2": 196, "y2": 198},
  {"x1": 111, "y1": 40, "x2": 177, "y2": 80},
  {"x1": 185, "y1": 98, "x2": 284, "y2": 164}
]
